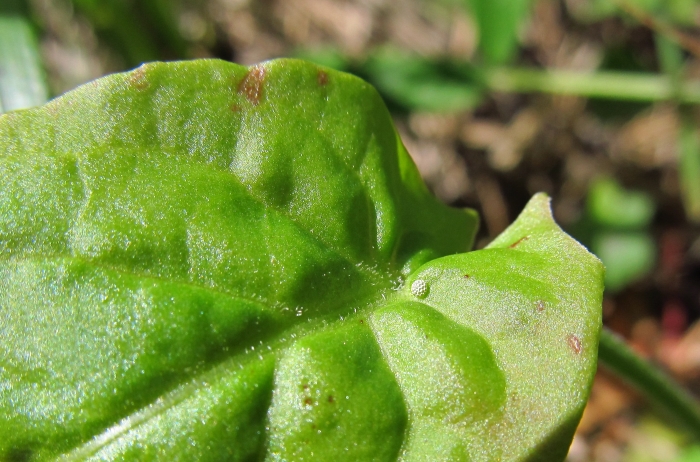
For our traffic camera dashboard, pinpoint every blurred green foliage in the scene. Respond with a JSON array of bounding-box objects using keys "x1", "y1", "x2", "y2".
[
  {"x1": 0, "y1": 0, "x2": 47, "y2": 112},
  {"x1": 465, "y1": 0, "x2": 532, "y2": 65},
  {"x1": 69, "y1": 0, "x2": 187, "y2": 66},
  {"x1": 567, "y1": 0, "x2": 698, "y2": 25},
  {"x1": 587, "y1": 177, "x2": 656, "y2": 229},
  {"x1": 680, "y1": 114, "x2": 700, "y2": 223},
  {"x1": 361, "y1": 50, "x2": 484, "y2": 112},
  {"x1": 586, "y1": 177, "x2": 657, "y2": 292}
]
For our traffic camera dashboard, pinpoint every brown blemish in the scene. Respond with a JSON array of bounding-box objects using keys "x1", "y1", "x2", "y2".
[
  {"x1": 129, "y1": 66, "x2": 149, "y2": 91},
  {"x1": 238, "y1": 65, "x2": 266, "y2": 105},
  {"x1": 464, "y1": 274, "x2": 471, "y2": 279},
  {"x1": 327, "y1": 395, "x2": 335, "y2": 403},
  {"x1": 303, "y1": 397, "x2": 313, "y2": 406},
  {"x1": 536, "y1": 300, "x2": 545, "y2": 312},
  {"x1": 359, "y1": 319, "x2": 364, "y2": 324},
  {"x1": 230, "y1": 103, "x2": 241, "y2": 112},
  {"x1": 509, "y1": 236, "x2": 530, "y2": 248},
  {"x1": 301, "y1": 383, "x2": 309, "y2": 391},
  {"x1": 568, "y1": 334, "x2": 582, "y2": 354},
  {"x1": 317, "y1": 70, "x2": 329, "y2": 86}
]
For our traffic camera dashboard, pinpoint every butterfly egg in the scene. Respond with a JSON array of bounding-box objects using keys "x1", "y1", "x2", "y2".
[{"x1": 411, "y1": 279, "x2": 429, "y2": 298}]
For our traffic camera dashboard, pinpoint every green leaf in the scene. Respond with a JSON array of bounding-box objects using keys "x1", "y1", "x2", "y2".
[
  {"x1": 583, "y1": 176, "x2": 658, "y2": 291},
  {"x1": 592, "y1": 231, "x2": 656, "y2": 292},
  {"x1": 587, "y1": 177, "x2": 656, "y2": 229},
  {"x1": 362, "y1": 49, "x2": 484, "y2": 112},
  {"x1": 0, "y1": 59, "x2": 602, "y2": 460},
  {"x1": 467, "y1": 0, "x2": 531, "y2": 65},
  {"x1": 390, "y1": 193, "x2": 603, "y2": 461}
]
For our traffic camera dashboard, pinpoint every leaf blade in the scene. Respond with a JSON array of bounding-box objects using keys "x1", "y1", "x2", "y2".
[
  {"x1": 0, "y1": 62, "x2": 602, "y2": 461},
  {"x1": 0, "y1": 59, "x2": 475, "y2": 459},
  {"x1": 391, "y1": 194, "x2": 604, "y2": 460}
]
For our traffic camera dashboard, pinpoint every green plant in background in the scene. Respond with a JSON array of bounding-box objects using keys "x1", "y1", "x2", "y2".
[
  {"x1": 586, "y1": 177, "x2": 657, "y2": 292},
  {"x1": 467, "y1": 0, "x2": 532, "y2": 66},
  {"x1": 67, "y1": 0, "x2": 187, "y2": 67},
  {"x1": 0, "y1": 0, "x2": 48, "y2": 112},
  {"x1": 0, "y1": 58, "x2": 605, "y2": 461}
]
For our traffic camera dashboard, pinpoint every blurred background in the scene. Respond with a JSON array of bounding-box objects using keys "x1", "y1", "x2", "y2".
[{"x1": 3, "y1": 0, "x2": 700, "y2": 459}]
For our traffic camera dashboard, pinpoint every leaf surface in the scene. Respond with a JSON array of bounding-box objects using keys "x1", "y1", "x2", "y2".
[
  {"x1": 0, "y1": 59, "x2": 602, "y2": 461},
  {"x1": 388, "y1": 193, "x2": 604, "y2": 461}
]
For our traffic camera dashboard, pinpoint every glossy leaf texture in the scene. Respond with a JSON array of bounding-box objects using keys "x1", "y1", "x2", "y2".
[{"x1": 0, "y1": 59, "x2": 602, "y2": 461}]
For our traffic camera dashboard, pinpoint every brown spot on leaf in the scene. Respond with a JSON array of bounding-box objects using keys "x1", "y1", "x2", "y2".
[
  {"x1": 301, "y1": 383, "x2": 309, "y2": 391},
  {"x1": 317, "y1": 70, "x2": 329, "y2": 86},
  {"x1": 327, "y1": 395, "x2": 335, "y2": 403},
  {"x1": 536, "y1": 300, "x2": 545, "y2": 312},
  {"x1": 230, "y1": 103, "x2": 241, "y2": 112},
  {"x1": 129, "y1": 66, "x2": 149, "y2": 91},
  {"x1": 568, "y1": 334, "x2": 582, "y2": 354},
  {"x1": 303, "y1": 397, "x2": 313, "y2": 406},
  {"x1": 238, "y1": 65, "x2": 266, "y2": 105},
  {"x1": 359, "y1": 319, "x2": 364, "y2": 324},
  {"x1": 464, "y1": 274, "x2": 471, "y2": 279},
  {"x1": 509, "y1": 236, "x2": 530, "y2": 248}
]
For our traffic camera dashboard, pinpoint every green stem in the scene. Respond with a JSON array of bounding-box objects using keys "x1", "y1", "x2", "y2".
[
  {"x1": 598, "y1": 328, "x2": 700, "y2": 440},
  {"x1": 483, "y1": 67, "x2": 700, "y2": 103}
]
